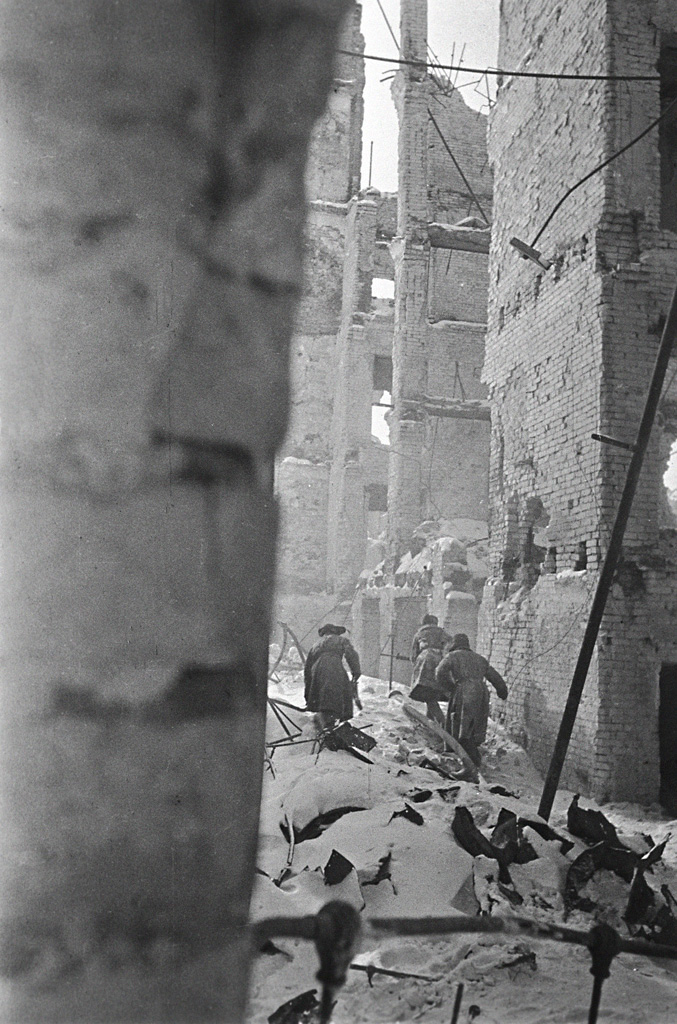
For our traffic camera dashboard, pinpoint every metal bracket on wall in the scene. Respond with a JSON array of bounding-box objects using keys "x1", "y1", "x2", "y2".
[{"x1": 591, "y1": 433, "x2": 636, "y2": 452}]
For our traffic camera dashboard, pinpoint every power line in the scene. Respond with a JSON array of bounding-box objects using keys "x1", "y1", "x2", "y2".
[{"x1": 337, "y1": 48, "x2": 660, "y2": 83}]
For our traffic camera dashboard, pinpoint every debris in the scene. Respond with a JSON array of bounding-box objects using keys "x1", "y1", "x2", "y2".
[
  {"x1": 497, "y1": 882, "x2": 524, "y2": 906},
  {"x1": 437, "y1": 786, "x2": 461, "y2": 801},
  {"x1": 567, "y1": 794, "x2": 620, "y2": 846},
  {"x1": 418, "y1": 757, "x2": 457, "y2": 780},
  {"x1": 323, "y1": 722, "x2": 377, "y2": 755},
  {"x1": 490, "y1": 808, "x2": 538, "y2": 865},
  {"x1": 518, "y1": 817, "x2": 574, "y2": 855},
  {"x1": 349, "y1": 963, "x2": 441, "y2": 985},
  {"x1": 402, "y1": 703, "x2": 480, "y2": 780},
  {"x1": 408, "y1": 789, "x2": 433, "y2": 803},
  {"x1": 281, "y1": 807, "x2": 368, "y2": 846},
  {"x1": 473, "y1": 856, "x2": 516, "y2": 914},
  {"x1": 452, "y1": 806, "x2": 513, "y2": 884},
  {"x1": 324, "y1": 851, "x2": 354, "y2": 887},
  {"x1": 564, "y1": 844, "x2": 606, "y2": 912},
  {"x1": 488, "y1": 784, "x2": 519, "y2": 798},
  {"x1": 360, "y1": 852, "x2": 393, "y2": 889},
  {"x1": 624, "y1": 868, "x2": 677, "y2": 946},
  {"x1": 453, "y1": 806, "x2": 499, "y2": 861},
  {"x1": 598, "y1": 843, "x2": 637, "y2": 883},
  {"x1": 641, "y1": 833, "x2": 672, "y2": 869},
  {"x1": 625, "y1": 868, "x2": 656, "y2": 928},
  {"x1": 494, "y1": 944, "x2": 537, "y2": 974},
  {"x1": 268, "y1": 989, "x2": 320, "y2": 1024},
  {"x1": 390, "y1": 803, "x2": 424, "y2": 826},
  {"x1": 285, "y1": 812, "x2": 296, "y2": 866}
]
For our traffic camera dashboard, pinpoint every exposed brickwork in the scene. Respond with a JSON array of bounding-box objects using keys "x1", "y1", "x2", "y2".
[
  {"x1": 479, "y1": 0, "x2": 677, "y2": 803},
  {"x1": 278, "y1": 0, "x2": 495, "y2": 698}
]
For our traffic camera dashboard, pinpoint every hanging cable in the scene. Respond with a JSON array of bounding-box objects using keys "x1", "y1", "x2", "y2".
[
  {"x1": 337, "y1": 48, "x2": 660, "y2": 82},
  {"x1": 531, "y1": 92, "x2": 677, "y2": 246}
]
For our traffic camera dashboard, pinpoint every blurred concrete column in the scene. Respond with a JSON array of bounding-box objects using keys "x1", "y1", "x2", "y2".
[{"x1": 0, "y1": 1, "x2": 348, "y2": 1020}]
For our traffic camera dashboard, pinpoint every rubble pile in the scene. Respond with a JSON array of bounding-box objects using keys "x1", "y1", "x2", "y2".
[
  {"x1": 362, "y1": 518, "x2": 490, "y2": 608},
  {"x1": 249, "y1": 679, "x2": 677, "y2": 1023}
]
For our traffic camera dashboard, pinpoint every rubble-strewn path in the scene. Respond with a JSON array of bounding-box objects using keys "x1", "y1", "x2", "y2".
[{"x1": 248, "y1": 677, "x2": 677, "y2": 1023}]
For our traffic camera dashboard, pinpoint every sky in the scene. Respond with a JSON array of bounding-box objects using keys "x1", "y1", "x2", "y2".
[
  {"x1": 358, "y1": 1, "x2": 677, "y2": 490},
  {"x1": 359, "y1": 0, "x2": 500, "y2": 192}
]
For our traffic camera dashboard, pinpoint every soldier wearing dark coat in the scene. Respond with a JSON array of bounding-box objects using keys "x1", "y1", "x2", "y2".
[
  {"x1": 435, "y1": 633, "x2": 508, "y2": 768},
  {"x1": 409, "y1": 614, "x2": 452, "y2": 724},
  {"x1": 304, "y1": 624, "x2": 361, "y2": 728}
]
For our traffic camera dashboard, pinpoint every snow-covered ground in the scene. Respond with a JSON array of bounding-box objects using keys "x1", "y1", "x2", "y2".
[{"x1": 249, "y1": 674, "x2": 677, "y2": 1023}]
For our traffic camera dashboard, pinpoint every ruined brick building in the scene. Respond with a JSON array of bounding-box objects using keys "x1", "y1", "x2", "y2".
[
  {"x1": 276, "y1": 0, "x2": 677, "y2": 808},
  {"x1": 478, "y1": 0, "x2": 677, "y2": 806},
  {"x1": 275, "y1": 1, "x2": 494, "y2": 679}
]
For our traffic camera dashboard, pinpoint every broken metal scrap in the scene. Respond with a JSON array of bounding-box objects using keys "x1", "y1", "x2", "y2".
[
  {"x1": 349, "y1": 962, "x2": 441, "y2": 985},
  {"x1": 567, "y1": 794, "x2": 620, "y2": 846},
  {"x1": 268, "y1": 989, "x2": 320, "y2": 1024},
  {"x1": 403, "y1": 703, "x2": 480, "y2": 780},
  {"x1": 390, "y1": 802, "x2": 424, "y2": 826},
  {"x1": 323, "y1": 850, "x2": 354, "y2": 887}
]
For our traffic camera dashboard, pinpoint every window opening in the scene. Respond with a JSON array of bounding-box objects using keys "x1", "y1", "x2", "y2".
[
  {"x1": 366, "y1": 483, "x2": 388, "y2": 512},
  {"x1": 373, "y1": 354, "x2": 393, "y2": 392},
  {"x1": 372, "y1": 390, "x2": 391, "y2": 445},
  {"x1": 663, "y1": 437, "x2": 677, "y2": 527},
  {"x1": 371, "y1": 277, "x2": 394, "y2": 300}
]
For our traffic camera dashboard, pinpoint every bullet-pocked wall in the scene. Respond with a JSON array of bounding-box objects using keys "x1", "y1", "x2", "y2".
[
  {"x1": 0, "y1": 0, "x2": 349, "y2": 1019},
  {"x1": 478, "y1": 0, "x2": 677, "y2": 803}
]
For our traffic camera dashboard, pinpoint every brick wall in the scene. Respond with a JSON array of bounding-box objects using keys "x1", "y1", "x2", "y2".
[
  {"x1": 305, "y1": 3, "x2": 364, "y2": 203},
  {"x1": 480, "y1": 0, "x2": 677, "y2": 803},
  {"x1": 427, "y1": 87, "x2": 493, "y2": 226}
]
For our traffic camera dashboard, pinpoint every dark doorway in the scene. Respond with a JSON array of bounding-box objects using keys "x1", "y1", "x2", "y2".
[{"x1": 659, "y1": 664, "x2": 677, "y2": 814}]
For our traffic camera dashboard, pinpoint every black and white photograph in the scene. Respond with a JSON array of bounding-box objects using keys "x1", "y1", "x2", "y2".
[{"x1": 1, "y1": 1, "x2": 677, "y2": 1021}]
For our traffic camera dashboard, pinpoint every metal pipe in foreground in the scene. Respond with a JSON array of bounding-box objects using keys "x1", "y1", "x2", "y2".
[{"x1": 251, "y1": 911, "x2": 677, "y2": 961}]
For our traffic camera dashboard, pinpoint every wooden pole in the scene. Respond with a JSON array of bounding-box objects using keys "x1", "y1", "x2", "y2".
[{"x1": 538, "y1": 277, "x2": 677, "y2": 821}]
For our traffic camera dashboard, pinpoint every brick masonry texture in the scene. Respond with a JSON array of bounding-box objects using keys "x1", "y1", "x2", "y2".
[
  {"x1": 479, "y1": 0, "x2": 677, "y2": 803},
  {"x1": 0, "y1": 1, "x2": 349, "y2": 1019},
  {"x1": 277, "y1": 0, "x2": 495, "y2": 603}
]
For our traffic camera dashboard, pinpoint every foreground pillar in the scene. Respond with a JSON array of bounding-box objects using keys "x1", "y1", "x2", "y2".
[{"x1": 0, "y1": 1, "x2": 348, "y2": 1020}]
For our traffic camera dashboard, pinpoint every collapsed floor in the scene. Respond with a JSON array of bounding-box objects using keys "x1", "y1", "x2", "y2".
[{"x1": 249, "y1": 673, "x2": 677, "y2": 1024}]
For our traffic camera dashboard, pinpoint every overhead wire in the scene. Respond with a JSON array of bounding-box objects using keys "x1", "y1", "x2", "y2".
[{"x1": 338, "y1": 48, "x2": 660, "y2": 82}]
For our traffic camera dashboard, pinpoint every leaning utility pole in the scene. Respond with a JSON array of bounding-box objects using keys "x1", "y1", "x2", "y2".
[{"x1": 538, "y1": 277, "x2": 677, "y2": 821}]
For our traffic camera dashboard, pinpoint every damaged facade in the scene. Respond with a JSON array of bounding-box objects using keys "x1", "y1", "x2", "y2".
[
  {"x1": 277, "y1": 0, "x2": 677, "y2": 809},
  {"x1": 478, "y1": 0, "x2": 677, "y2": 806},
  {"x1": 275, "y1": 0, "x2": 494, "y2": 680}
]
